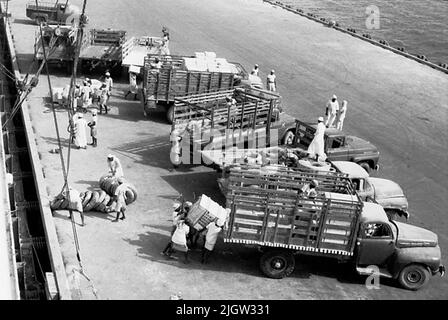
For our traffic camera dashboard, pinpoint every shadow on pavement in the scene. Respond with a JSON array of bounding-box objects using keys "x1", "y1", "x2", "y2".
[
  {"x1": 75, "y1": 179, "x2": 100, "y2": 191},
  {"x1": 161, "y1": 171, "x2": 225, "y2": 205},
  {"x1": 122, "y1": 225, "x2": 262, "y2": 277}
]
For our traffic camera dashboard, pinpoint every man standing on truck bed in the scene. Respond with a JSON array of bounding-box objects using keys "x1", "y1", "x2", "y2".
[
  {"x1": 325, "y1": 94, "x2": 339, "y2": 128},
  {"x1": 267, "y1": 70, "x2": 276, "y2": 92},
  {"x1": 307, "y1": 117, "x2": 326, "y2": 161},
  {"x1": 336, "y1": 100, "x2": 348, "y2": 130}
]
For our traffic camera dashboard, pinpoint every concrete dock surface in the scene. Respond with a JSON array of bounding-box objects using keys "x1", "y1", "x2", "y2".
[{"x1": 6, "y1": 0, "x2": 448, "y2": 299}]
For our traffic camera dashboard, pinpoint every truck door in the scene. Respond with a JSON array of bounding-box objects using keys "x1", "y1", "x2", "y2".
[
  {"x1": 356, "y1": 223, "x2": 395, "y2": 267},
  {"x1": 325, "y1": 136, "x2": 349, "y2": 161}
]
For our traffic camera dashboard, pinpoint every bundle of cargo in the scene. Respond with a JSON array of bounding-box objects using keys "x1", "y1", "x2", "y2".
[
  {"x1": 186, "y1": 194, "x2": 228, "y2": 231},
  {"x1": 98, "y1": 175, "x2": 138, "y2": 205}
]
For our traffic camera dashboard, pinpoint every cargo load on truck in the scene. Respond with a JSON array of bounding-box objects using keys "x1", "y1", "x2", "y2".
[{"x1": 140, "y1": 53, "x2": 248, "y2": 122}]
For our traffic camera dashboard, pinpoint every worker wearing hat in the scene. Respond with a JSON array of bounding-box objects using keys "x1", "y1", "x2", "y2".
[
  {"x1": 107, "y1": 154, "x2": 124, "y2": 178},
  {"x1": 307, "y1": 116, "x2": 326, "y2": 161},
  {"x1": 104, "y1": 71, "x2": 113, "y2": 99},
  {"x1": 87, "y1": 109, "x2": 98, "y2": 147},
  {"x1": 325, "y1": 94, "x2": 339, "y2": 128},
  {"x1": 252, "y1": 64, "x2": 259, "y2": 76},
  {"x1": 266, "y1": 69, "x2": 276, "y2": 92}
]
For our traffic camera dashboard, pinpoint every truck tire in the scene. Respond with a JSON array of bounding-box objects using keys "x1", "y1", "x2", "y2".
[
  {"x1": 259, "y1": 250, "x2": 295, "y2": 279},
  {"x1": 282, "y1": 131, "x2": 295, "y2": 145},
  {"x1": 166, "y1": 105, "x2": 175, "y2": 124},
  {"x1": 358, "y1": 162, "x2": 371, "y2": 173},
  {"x1": 398, "y1": 264, "x2": 430, "y2": 291}
]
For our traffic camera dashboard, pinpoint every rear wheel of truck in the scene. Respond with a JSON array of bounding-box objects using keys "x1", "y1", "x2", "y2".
[
  {"x1": 260, "y1": 250, "x2": 295, "y2": 279},
  {"x1": 358, "y1": 162, "x2": 371, "y2": 173},
  {"x1": 398, "y1": 264, "x2": 430, "y2": 290},
  {"x1": 166, "y1": 105, "x2": 175, "y2": 124}
]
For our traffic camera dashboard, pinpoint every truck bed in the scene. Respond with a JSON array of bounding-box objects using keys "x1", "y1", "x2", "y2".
[
  {"x1": 225, "y1": 175, "x2": 362, "y2": 256},
  {"x1": 26, "y1": 2, "x2": 57, "y2": 11},
  {"x1": 122, "y1": 37, "x2": 164, "y2": 67},
  {"x1": 79, "y1": 29, "x2": 126, "y2": 61}
]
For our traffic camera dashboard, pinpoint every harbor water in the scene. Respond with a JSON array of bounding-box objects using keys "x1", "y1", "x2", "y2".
[{"x1": 278, "y1": 0, "x2": 448, "y2": 64}]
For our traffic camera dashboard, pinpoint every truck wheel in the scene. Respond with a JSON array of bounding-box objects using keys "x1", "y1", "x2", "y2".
[
  {"x1": 282, "y1": 131, "x2": 295, "y2": 145},
  {"x1": 259, "y1": 250, "x2": 295, "y2": 279},
  {"x1": 398, "y1": 264, "x2": 430, "y2": 291},
  {"x1": 166, "y1": 105, "x2": 175, "y2": 124},
  {"x1": 358, "y1": 162, "x2": 371, "y2": 173}
]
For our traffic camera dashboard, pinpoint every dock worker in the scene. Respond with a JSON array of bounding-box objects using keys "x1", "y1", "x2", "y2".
[
  {"x1": 252, "y1": 64, "x2": 259, "y2": 76},
  {"x1": 164, "y1": 218, "x2": 190, "y2": 264},
  {"x1": 87, "y1": 109, "x2": 98, "y2": 147},
  {"x1": 107, "y1": 154, "x2": 124, "y2": 178},
  {"x1": 226, "y1": 96, "x2": 238, "y2": 126},
  {"x1": 301, "y1": 179, "x2": 319, "y2": 198},
  {"x1": 124, "y1": 71, "x2": 138, "y2": 100},
  {"x1": 325, "y1": 94, "x2": 339, "y2": 128},
  {"x1": 336, "y1": 100, "x2": 348, "y2": 130},
  {"x1": 81, "y1": 80, "x2": 92, "y2": 112},
  {"x1": 201, "y1": 217, "x2": 225, "y2": 264},
  {"x1": 307, "y1": 116, "x2": 326, "y2": 161},
  {"x1": 62, "y1": 187, "x2": 85, "y2": 227},
  {"x1": 266, "y1": 70, "x2": 276, "y2": 92},
  {"x1": 150, "y1": 57, "x2": 163, "y2": 70},
  {"x1": 113, "y1": 177, "x2": 129, "y2": 222},
  {"x1": 74, "y1": 113, "x2": 88, "y2": 149},
  {"x1": 98, "y1": 83, "x2": 109, "y2": 114},
  {"x1": 104, "y1": 72, "x2": 113, "y2": 98}
]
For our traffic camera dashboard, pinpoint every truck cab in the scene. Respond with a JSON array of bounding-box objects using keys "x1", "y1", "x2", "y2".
[
  {"x1": 287, "y1": 120, "x2": 380, "y2": 172},
  {"x1": 355, "y1": 202, "x2": 444, "y2": 290},
  {"x1": 332, "y1": 161, "x2": 409, "y2": 220}
]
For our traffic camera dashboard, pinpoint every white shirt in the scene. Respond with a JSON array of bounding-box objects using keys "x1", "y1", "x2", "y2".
[
  {"x1": 339, "y1": 103, "x2": 347, "y2": 118},
  {"x1": 105, "y1": 77, "x2": 113, "y2": 92},
  {"x1": 326, "y1": 100, "x2": 339, "y2": 115},
  {"x1": 267, "y1": 74, "x2": 276, "y2": 83}
]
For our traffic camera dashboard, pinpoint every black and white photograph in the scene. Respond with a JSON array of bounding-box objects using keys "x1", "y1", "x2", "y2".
[{"x1": 0, "y1": 0, "x2": 447, "y2": 309}]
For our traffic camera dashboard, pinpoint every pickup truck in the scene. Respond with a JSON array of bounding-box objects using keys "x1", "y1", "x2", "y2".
[
  {"x1": 283, "y1": 119, "x2": 380, "y2": 172},
  {"x1": 26, "y1": 1, "x2": 84, "y2": 25},
  {"x1": 224, "y1": 168, "x2": 445, "y2": 290},
  {"x1": 141, "y1": 53, "x2": 250, "y2": 123},
  {"x1": 332, "y1": 161, "x2": 409, "y2": 220},
  {"x1": 34, "y1": 25, "x2": 126, "y2": 72}
]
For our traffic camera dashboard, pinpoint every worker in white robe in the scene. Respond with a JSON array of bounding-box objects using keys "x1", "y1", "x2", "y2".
[
  {"x1": 307, "y1": 117, "x2": 326, "y2": 160},
  {"x1": 124, "y1": 72, "x2": 138, "y2": 100},
  {"x1": 74, "y1": 114, "x2": 88, "y2": 149},
  {"x1": 201, "y1": 218, "x2": 225, "y2": 264},
  {"x1": 336, "y1": 100, "x2": 348, "y2": 130},
  {"x1": 107, "y1": 154, "x2": 124, "y2": 178}
]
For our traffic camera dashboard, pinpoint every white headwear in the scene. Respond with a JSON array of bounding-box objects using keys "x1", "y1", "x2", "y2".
[
  {"x1": 318, "y1": 116, "x2": 324, "y2": 122},
  {"x1": 105, "y1": 72, "x2": 110, "y2": 77},
  {"x1": 332, "y1": 94, "x2": 337, "y2": 99}
]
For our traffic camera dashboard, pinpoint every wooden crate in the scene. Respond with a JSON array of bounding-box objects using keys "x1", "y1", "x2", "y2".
[{"x1": 186, "y1": 194, "x2": 228, "y2": 231}]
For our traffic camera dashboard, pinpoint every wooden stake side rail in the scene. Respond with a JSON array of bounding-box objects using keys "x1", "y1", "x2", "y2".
[
  {"x1": 225, "y1": 187, "x2": 362, "y2": 255},
  {"x1": 144, "y1": 68, "x2": 235, "y2": 103},
  {"x1": 226, "y1": 164, "x2": 355, "y2": 197}
]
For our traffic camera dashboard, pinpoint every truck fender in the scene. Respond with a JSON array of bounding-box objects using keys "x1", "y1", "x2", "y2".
[{"x1": 390, "y1": 246, "x2": 442, "y2": 278}]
